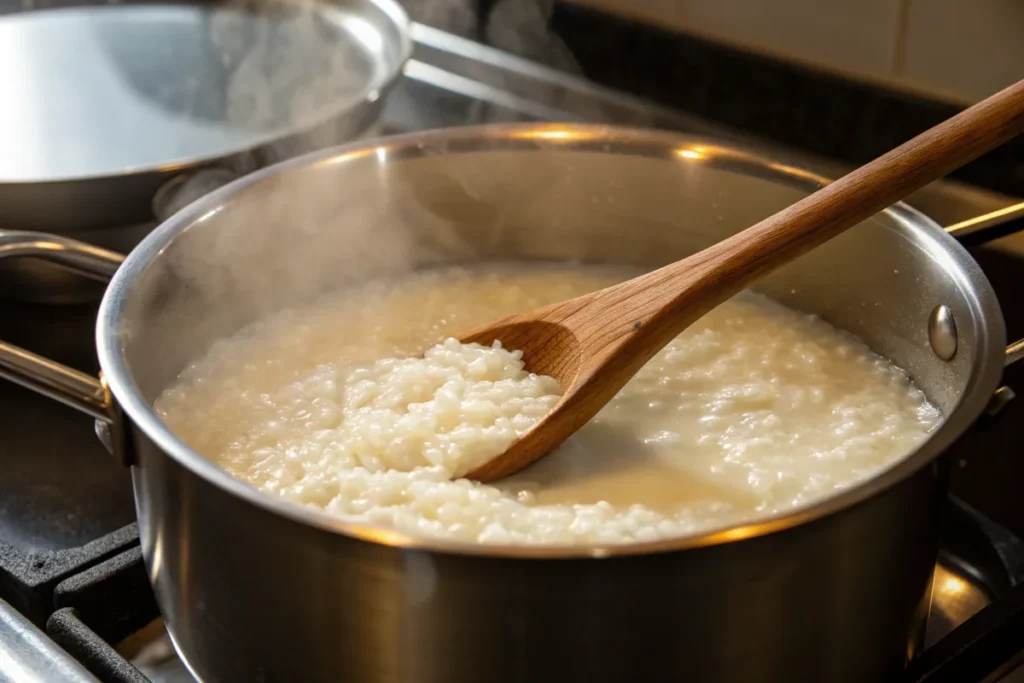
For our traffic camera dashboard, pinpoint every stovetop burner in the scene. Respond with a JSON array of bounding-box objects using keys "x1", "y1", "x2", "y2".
[{"x1": 1, "y1": 21, "x2": 1023, "y2": 683}]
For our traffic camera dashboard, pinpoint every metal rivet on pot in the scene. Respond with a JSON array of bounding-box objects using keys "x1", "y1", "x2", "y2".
[{"x1": 928, "y1": 305, "x2": 958, "y2": 361}]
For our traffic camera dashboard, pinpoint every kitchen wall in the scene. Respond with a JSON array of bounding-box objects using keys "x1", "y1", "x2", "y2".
[{"x1": 561, "y1": 0, "x2": 1023, "y2": 105}]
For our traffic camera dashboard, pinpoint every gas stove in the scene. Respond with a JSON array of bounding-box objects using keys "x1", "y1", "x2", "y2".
[{"x1": 2, "y1": 22, "x2": 1024, "y2": 683}]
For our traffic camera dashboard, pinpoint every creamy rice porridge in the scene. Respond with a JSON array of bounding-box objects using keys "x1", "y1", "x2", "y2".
[{"x1": 155, "y1": 264, "x2": 941, "y2": 545}]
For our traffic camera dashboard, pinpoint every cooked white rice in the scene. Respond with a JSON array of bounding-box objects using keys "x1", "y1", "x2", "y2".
[{"x1": 155, "y1": 264, "x2": 941, "y2": 546}]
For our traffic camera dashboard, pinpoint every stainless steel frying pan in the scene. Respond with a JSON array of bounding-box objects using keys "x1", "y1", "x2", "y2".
[{"x1": 0, "y1": 0, "x2": 410, "y2": 302}]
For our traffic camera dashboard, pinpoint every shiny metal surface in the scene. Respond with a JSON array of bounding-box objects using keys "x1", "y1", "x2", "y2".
[
  {"x1": 0, "y1": 0, "x2": 407, "y2": 183},
  {"x1": 0, "y1": 0, "x2": 409, "y2": 303},
  {"x1": 0, "y1": 597, "x2": 101, "y2": 683},
  {"x1": 1, "y1": 123, "x2": 1023, "y2": 681},
  {"x1": 0, "y1": 341, "x2": 108, "y2": 421},
  {"x1": 0, "y1": 231, "x2": 124, "y2": 281},
  {"x1": 930, "y1": 304, "x2": 960, "y2": 361},
  {"x1": 0, "y1": 233, "x2": 121, "y2": 417},
  {"x1": 115, "y1": 552, "x2": 1002, "y2": 683},
  {"x1": 947, "y1": 202, "x2": 1024, "y2": 240},
  {"x1": 1009, "y1": 339, "x2": 1024, "y2": 366},
  {"x1": 984, "y1": 386, "x2": 1017, "y2": 419}
]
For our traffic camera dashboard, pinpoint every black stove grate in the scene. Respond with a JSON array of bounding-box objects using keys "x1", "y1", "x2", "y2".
[{"x1": 48, "y1": 609, "x2": 151, "y2": 683}]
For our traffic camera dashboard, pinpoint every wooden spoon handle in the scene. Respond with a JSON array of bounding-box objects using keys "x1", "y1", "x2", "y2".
[{"x1": 606, "y1": 77, "x2": 1024, "y2": 337}]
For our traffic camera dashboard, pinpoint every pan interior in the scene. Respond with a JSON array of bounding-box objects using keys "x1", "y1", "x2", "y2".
[{"x1": 0, "y1": 0, "x2": 406, "y2": 183}]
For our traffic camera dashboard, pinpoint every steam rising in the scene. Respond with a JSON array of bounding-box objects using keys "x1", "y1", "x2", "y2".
[
  {"x1": 121, "y1": 0, "x2": 600, "y2": 396},
  {"x1": 212, "y1": 7, "x2": 371, "y2": 133},
  {"x1": 403, "y1": 0, "x2": 478, "y2": 37},
  {"x1": 141, "y1": 0, "x2": 404, "y2": 175},
  {"x1": 485, "y1": 0, "x2": 581, "y2": 73},
  {"x1": 406, "y1": 0, "x2": 582, "y2": 72}
]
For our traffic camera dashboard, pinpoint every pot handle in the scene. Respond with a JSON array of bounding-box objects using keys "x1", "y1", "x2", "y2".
[
  {"x1": 1008, "y1": 340, "x2": 1024, "y2": 367},
  {"x1": 944, "y1": 200, "x2": 1024, "y2": 243},
  {"x1": 942, "y1": 201, "x2": 1024, "y2": 368},
  {"x1": 0, "y1": 231, "x2": 131, "y2": 463}
]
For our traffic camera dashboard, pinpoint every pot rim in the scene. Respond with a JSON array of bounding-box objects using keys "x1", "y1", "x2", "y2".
[{"x1": 96, "y1": 122, "x2": 1009, "y2": 559}]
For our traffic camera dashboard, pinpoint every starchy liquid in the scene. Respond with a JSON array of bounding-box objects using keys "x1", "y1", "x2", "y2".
[{"x1": 155, "y1": 264, "x2": 941, "y2": 545}]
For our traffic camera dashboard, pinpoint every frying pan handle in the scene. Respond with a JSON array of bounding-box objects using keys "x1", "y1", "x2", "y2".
[{"x1": 0, "y1": 231, "x2": 133, "y2": 465}]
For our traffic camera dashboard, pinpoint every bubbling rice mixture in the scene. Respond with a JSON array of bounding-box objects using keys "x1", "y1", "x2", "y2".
[{"x1": 155, "y1": 264, "x2": 942, "y2": 546}]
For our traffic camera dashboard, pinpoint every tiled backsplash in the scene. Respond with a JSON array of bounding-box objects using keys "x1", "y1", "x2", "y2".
[
  {"x1": 901, "y1": 0, "x2": 1023, "y2": 104},
  {"x1": 562, "y1": 0, "x2": 1022, "y2": 105}
]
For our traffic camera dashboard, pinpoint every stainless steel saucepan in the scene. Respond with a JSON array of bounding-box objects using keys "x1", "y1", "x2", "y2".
[{"x1": 1, "y1": 124, "x2": 1023, "y2": 683}]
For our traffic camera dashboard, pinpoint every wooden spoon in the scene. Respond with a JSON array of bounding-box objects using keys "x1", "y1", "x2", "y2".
[{"x1": 460, "y1": 78, "x2": 1024, "y2": 483}]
